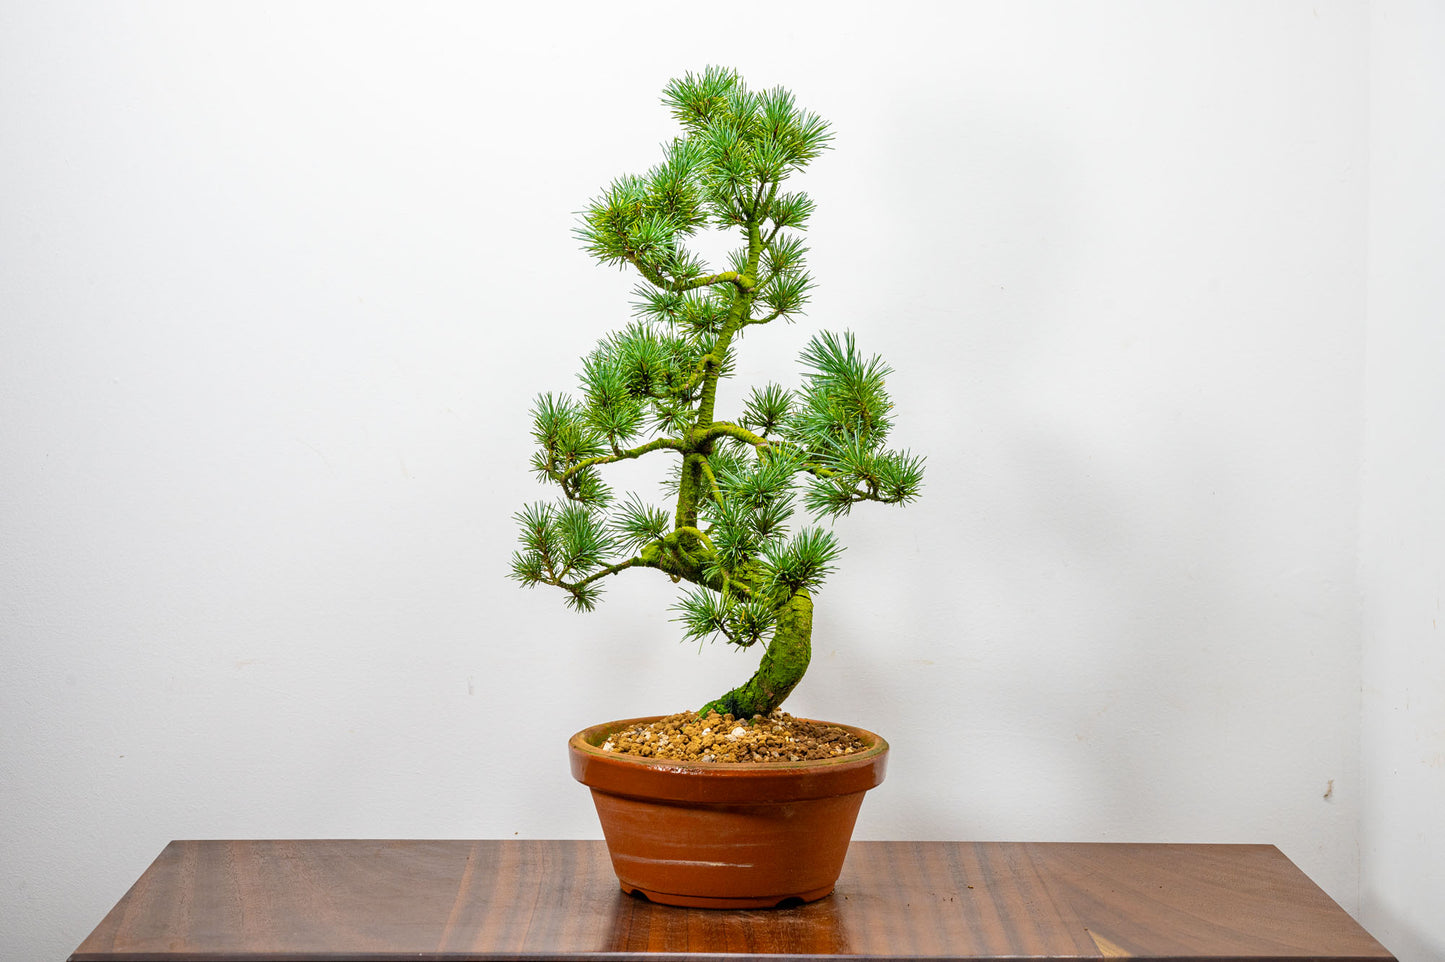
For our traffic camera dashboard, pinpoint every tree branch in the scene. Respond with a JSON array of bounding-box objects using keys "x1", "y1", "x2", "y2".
[
  {"x1": 745, "y1": 307, "x2": 786, "y2": 327},
  {"x1": 698, "y1": 458, "x2": 726, "y2": 505},
  {"x1": 568, "y1": 556, "x2": 643, "y2": 591},
  {"x1": 748, "y1": 179, "x2": 769, "y2": 219},
  {"x1": 701, "y1": 422, "x2": 772, "y2": 448},
  {"x1": 625, "y1": 254, "x2": 754, "y2": 294},
  {"x1": 657, "y1": 352, "x2": 717, "y2": 399},
  {"x1": 552, "y1": 436, "x2": 686, "y2": 484},
  {"x1": 675, "y1": 525, "x2": 718, "y2": 557},
  {"x1": 759, "y1": 181, "x2": 779, "y2": 224}
]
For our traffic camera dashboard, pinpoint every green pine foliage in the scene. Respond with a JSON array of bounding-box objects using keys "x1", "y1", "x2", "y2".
[{"x1": 510, "y1": 68, "x2": 923, "y2": 717}]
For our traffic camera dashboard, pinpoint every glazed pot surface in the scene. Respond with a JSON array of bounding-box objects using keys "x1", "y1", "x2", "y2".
[{"x1": 569, "y1": 716, "x2": 888, "y2": 909}]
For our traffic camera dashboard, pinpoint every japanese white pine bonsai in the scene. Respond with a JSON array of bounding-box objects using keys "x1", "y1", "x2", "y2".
[{"x1": 511, "y1": 67, "x2": 923, "y2": 720}]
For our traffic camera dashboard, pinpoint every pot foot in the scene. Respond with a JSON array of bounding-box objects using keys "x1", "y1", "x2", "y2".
[{"x1": 619, "y1": 881, "x2": 834, "y2": 909}]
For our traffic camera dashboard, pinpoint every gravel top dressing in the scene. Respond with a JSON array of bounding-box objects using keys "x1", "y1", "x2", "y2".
[{"x1": 599, "y1": 710, "x2": 868, "y2": 763}]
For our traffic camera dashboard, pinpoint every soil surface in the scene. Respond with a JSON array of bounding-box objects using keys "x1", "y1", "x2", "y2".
[{"x1": 599, "y1": 710, "x2": 867, "y2": 763}]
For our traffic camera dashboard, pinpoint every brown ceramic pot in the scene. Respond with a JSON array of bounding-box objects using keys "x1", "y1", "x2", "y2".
[{"x1": 568, "y1": 716, "x2": 888, "y2": 909}]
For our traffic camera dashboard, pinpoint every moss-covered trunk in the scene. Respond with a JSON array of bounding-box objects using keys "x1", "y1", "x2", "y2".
[{"x1": 698, "y1": 589, "x2": 813, "y2": 718}]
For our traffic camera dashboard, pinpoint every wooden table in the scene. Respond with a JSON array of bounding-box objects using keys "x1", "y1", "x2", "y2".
[{"x1": 69, "y1": 839, "x2": 1394, "y2": 961}]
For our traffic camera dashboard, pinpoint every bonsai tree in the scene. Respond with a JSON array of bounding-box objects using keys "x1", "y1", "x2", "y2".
[{"x1": 511, "y1": 67, "x2": 924, "y2": 720}]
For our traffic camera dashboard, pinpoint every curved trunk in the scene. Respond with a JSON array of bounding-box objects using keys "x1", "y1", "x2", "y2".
[{"x1": 698, "y1": 589, "x2": 813, "y2": 718}]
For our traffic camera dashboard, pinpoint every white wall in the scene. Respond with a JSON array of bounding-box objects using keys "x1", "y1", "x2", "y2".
[
  {"x1": 1360, "y1": 3, "x2": 1445, "y2": 961},
  {"x1": 0, "y1": 3, "x2": 1405, "y2": 960}
]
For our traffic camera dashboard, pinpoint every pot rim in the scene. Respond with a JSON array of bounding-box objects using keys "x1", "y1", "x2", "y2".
[
  {"x1": 568, "y1": 714, "x2": 889, "y2": 804},
  {"x1": 568, "y1": 714, "x2": 889, "y2": 771}
]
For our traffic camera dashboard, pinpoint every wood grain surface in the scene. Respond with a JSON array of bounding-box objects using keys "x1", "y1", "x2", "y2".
[{"x1": 69, "y1": 839, "x2": 1394, "y2": 961}]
